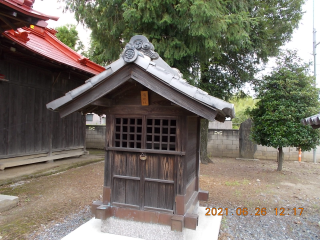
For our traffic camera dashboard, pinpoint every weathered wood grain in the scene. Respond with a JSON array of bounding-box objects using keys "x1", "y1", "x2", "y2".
[
  {"x1": 113, "y1": 178, "x2": 126, "y2": 204},
  {"x1": 126, "y1": 153, "x2": 139, "y2": 177},
  {"x1": 144, "y1": 181, "x2": 158, "y2": 208},
  {"x1": 113, "y1": 152, "x2": 127, "y2": 176},
  {"x1": 106, "y1": 147, "x2": 185, "y2": 156},
  {"x1": 59, "y1": 65, "x2": 133, "y2": 118},
  {"x1": 186, "y1": 116, "x2": 197, "y2": 184},
  {"x1": 0, "y1": 56, "x2": 87, "y2": 159},
  {"x1": 158, "y1": 155, "x2": 174, "y2": 181},
  {"x1": 145, "y1": 154, "x2": 158, "y2": 179},
  {"x1": 126, "y1": 180, "x2": 140, "y2": 206},
  {"x1": 0, "y1": 80, "x2": 9, "y2": 155},
  {"x1": 107, "y1": 105, "x2": 194, "y2": 116},
  {"x1": 131, "y1": 67, "x2": 218, "y2": 121}
]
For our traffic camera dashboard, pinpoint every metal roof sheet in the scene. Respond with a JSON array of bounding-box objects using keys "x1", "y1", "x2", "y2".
[
  {"x1": 3, "y1": 26, "x2": 105, "y2": 75},
  {"x1": 47, "y1": 35, "x2": 235, "y2": 120}
]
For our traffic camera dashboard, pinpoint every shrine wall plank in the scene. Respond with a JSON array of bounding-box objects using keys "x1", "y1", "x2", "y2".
[{"x1": 0, "y1": 58, "x2": 88, "y2": 159}]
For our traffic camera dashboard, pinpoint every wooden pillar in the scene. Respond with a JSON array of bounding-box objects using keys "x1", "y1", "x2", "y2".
[
  {"x1": 195, "y1": 117, "x2": 201, "y2": 191},
  {"x1": 83, "y1": 114, "x2": 87, "y2": 152},
  {"x1": 48, "y1": 113, "x2": 53, "y2": 156}
]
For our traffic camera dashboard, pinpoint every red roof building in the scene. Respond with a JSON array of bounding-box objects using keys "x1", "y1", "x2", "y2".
[
  {"x1": 0, "y1": 0, "x2": 58, "y2": 31},
  {"x1": 0, "y1": 0, "x2": 105, "y2": 168},
  {"x1": 3, "y1": 25, "x2": 105, "y2": 75}
]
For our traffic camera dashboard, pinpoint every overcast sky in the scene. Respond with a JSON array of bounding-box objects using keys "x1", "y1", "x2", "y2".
[{"x1": 33, "y1": 0, "x2": 320, "y2": 86}]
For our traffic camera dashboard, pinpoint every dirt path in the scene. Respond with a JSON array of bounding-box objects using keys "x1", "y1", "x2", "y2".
[
  {"x1": 200, "y1": 158, "x2": 320, "y2": 239},
  {"x1": 0, "y1": 155, "x2": 319, "y2": 239},
  {"x1": 0, "y1": 152, "x2": 105, "y2": 240},
  {"x1": 200, "y1": 158, "x2": 320, "y2": 213}
]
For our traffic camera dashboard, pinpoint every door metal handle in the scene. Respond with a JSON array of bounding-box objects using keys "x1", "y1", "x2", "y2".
[{"x1": 140, "y1": 153, "x2": 147, "y2": 160}]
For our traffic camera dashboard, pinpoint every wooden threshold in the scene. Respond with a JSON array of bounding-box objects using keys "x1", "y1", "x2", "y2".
[
  {"x1": 143, "y1": 206, "x2": 174, "y2": 214},
  {"x1": 113, "y1": 175, "x2": 140, "y2": 181},
  {"x1": 145, "y1": 178, "x2": 174, "y2": 184},
  {"x1": 112, "y1": 202, "x2": 140, "y2": 210}
]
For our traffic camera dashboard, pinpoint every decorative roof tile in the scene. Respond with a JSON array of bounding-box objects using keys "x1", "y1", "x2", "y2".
[{"x1": 301, "y1": 114, "x2": 320, "y2": 129}]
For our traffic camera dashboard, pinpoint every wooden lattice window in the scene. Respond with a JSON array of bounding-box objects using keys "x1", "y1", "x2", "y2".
[
  {"x1": 115, "y1": 118, "x2": 142, "y2": 148},
  {"x1": 146, "y1": 118, "x2": 176, "y2": 151}
]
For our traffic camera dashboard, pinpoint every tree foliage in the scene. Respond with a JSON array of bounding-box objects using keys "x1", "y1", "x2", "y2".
[
  {"x1": 55, "y1": 24, "x2": 83, "y2": 51},
  {"x1": 61, "y1": 0, "x2": 304, "y2": 164},
  {"x1": 247, "y1": 50, "x2": 320, "y2": 170},
  {"x1": 230, "y1": 96, "x2": 257, "y2": 129},
  {"x1": 62, "y1": 0, "x2": 304, "y2": 100}
]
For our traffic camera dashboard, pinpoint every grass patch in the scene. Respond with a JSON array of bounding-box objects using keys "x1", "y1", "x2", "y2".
[
  {"x1": 242, "y1": 179, "x2": 250, "y2": 185},
  {"x1": 234, "y1": 190, "x2": 242, "y2": 197},
  {"x1": 0, "y1": 218, "x2": 38, "y2": 239},
  {"x1": 311, "y1": 204, "x2": 320, "y2": 213},
  {"x1": 225, "y1": 181, "x2": 240, "y2": 186},
  {"x1": 225, "y1": 179, "x2": 250, "y2": 186},
  {"x1": 87, "y1": 149, "x2": 105, "y2": 155},
  {"x1": 220, "y1": 216, "x2": 228, "y2": 230}
]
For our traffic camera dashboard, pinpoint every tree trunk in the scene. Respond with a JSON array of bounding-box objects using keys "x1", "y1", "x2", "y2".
[
  {"x1": 200, "y1": 118, "x2": 213, "y2": 164},
  {"x1": 277, "y1": 147, "x2": 283, "y2": 171}
]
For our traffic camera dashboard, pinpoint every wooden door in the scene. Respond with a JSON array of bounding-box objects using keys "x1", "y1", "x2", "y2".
[
  {"x1": 112, "y1": 151, "x2": 141, "y2": 208},
  {"x1": 110, "y1": 116, "x2": 177, "y2": 213},
  {"x1": 144, "y1": 154, "x2": 175, "y2": 212}
]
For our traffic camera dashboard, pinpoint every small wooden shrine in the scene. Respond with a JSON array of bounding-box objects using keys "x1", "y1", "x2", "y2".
[{"x1": 47, "y1": 35, "x2": 235, "y2": 231}]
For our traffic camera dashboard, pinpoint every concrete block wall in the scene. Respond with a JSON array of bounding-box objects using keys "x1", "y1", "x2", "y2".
[
  {"x1": 254, "y1": 145, "x2": 299, "y2": 161},
  {"x1": 85, "y1": 126, "x2": 320, "y2": 162},
  {"x1": 209, "y1": 120, "x2": 232, "y2": 129},
  {"x1": 207, "y1": 129, "x2": 320, "y2": 162},
  {"x1": 207, "y1": 130, "x2": 239, "y2": 158},
  {"x1": 86, "y1": 125, "x2": 106, "y2": 149}
]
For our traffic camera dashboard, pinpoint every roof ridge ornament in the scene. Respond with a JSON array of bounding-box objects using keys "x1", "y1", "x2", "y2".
[
  {"x1": 24, "y1": 0, "x2": 35, "y2": 8},
  {"x1": 7, "y1": 28, "x2": 30, "y2": 42},
  {"x1": 122, "y1": 35, "x2": 159, "y2": 63}
]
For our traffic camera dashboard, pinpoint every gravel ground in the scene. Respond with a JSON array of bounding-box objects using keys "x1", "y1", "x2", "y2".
[
  {"x1": 30, "y1": 207, "x2": 320, "y2": 240},
  {"x1": 220, "y1": 209, "x2": 320, "y2": 240},
  {"x1": 29, "y1": 206, "x2": 93, "y2": 240}
]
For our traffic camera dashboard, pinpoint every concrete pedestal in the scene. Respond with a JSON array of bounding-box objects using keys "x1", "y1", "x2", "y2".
[{"x1": 62, "y1": 207, "x2": 221, "y2": 240}]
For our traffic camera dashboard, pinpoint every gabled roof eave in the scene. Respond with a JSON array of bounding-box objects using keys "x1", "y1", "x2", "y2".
[
  {"x1": 301, "y1": 113, "x2": 320, "y2": 129},
  {"x1": 47, "y1": 35, "x2": 235, "y2": 122}
]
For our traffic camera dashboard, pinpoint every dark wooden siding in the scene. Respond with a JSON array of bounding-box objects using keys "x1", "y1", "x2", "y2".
[
  {"x1": 0, "y1": 58, "x2": 87, "y2": 158},
  {"x1": 144, "y1": 154, "x2": 174, "y2": 210},
  {"x1": 112, "y1": 152, "x2": 141, "y2": 207},
  {"x1": 186, "y1": 116, "x2": 198, "y2": 184}
]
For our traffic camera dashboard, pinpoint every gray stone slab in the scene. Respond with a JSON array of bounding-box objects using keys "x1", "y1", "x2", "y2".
[{"x1": 0, "y1": 194, "x2": 19, "y2": 212}]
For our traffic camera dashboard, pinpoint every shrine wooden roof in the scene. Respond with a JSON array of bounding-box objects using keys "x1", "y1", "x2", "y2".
[
  {"x1": 2, "y1": 25, "x2": 105, "y2": 75},
  {"x1": 301, "y1": 113, "x2": 320, "y2": 129},
  {"x1": 47, "y1": 35, "x2": 235, "y2": 122}
]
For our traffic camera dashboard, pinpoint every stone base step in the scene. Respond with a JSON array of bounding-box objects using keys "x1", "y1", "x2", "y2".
[{"x1": 0, "y1": 194, "x2": 19, "y2": 212}]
